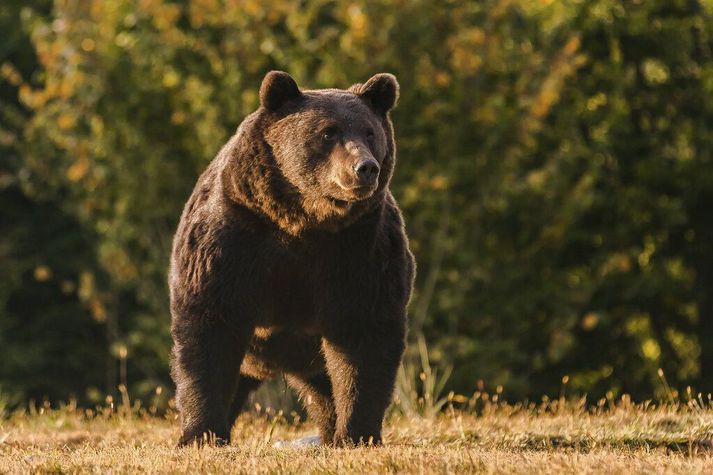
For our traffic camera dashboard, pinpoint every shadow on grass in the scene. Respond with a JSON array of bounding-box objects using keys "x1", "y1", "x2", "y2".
[{"x1": 519, "y1": 434, "x2": 713, "y2": 456}]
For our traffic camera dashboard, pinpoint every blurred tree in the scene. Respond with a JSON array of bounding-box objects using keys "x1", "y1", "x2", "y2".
[
  {"x1": 520, "y1": 0, "x2": 713, "y2": 397},
  {"x1": 3, "y1": 0, "x2": 713, "y2": 405},
  {"x1": 1, "y1": 0, "x2": 109, "y2": 403}
]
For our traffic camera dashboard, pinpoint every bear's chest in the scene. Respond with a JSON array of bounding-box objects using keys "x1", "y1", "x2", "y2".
[{"x1": 253, "y1": 244, "x2": 324, "y2": 330}]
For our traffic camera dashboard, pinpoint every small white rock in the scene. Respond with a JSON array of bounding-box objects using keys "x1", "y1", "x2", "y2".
[{"x1": 273, "y1": 435, "x2": 321, "y2": 448}]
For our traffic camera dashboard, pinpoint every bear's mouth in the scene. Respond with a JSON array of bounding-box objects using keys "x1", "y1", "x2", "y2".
[
  {"x1": 333, "y1": 183, "x2": 377, "y2": 202},
  {"x1": 327, "y1": 196, "x2": 351, "y2": 208}
]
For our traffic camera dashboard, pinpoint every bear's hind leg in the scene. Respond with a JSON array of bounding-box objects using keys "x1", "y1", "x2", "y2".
[
  {"x1": 227, "y1": 375, "x2": 262, "y2": 430},
  {"x1": 286, "y1": 372, "x2": 336, "y2": 444},
  {"x1": 171, "y1": 320, "x2": 249, "y2": 447}
]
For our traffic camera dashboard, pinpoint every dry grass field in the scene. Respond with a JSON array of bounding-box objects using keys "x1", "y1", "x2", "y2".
[{"x1": 2, "y1": 395, "x2": 713, "y2": 474}]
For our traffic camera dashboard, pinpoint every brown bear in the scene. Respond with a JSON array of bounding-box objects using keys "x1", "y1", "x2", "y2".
[{"x1": 169, "y1": 71, "x2": 415, "y2": 447}]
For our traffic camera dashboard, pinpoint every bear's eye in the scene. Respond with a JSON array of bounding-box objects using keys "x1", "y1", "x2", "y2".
[
  {"x1": 366, "y1": 128, "x2": 375, "y2": 140},
  {"x1": 321, "y1": 127, "x2": 338, "y2": 143}
]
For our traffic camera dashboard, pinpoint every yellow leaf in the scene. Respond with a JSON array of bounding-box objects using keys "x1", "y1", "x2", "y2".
[
  {"x1": 90, "y1": 297, "x2": 107, "y2": 322},
  {"x1": 431, "y1": 175, "x2": 448, "y2": 190},
  {"x1": 34, "y1": 265, "x2": 52, "y2": 282},
  {"x1": 581, "y1": 313, "x2": 599, "y2": 330},
  {"x1": 163, "y1": 70, "x2": 180, "y2": 88},
  {"x1": 435, "y1": 71, "x2": 451, "y2": 87},
  {"x1": 81, "y1": 38, "x2": 95, "y2": 52},
  {"x1": 563, "y1": 35, "x2": 580, "y2": 55},
  {"x1": 57, "y1": 114, "x2": 75, "y2": 129},
  {"x1": 171, "y1": 110, "x2": 187, "y2": 124},
  {"x1": 67, "y1": 157, "x2": 89, "y2": 181}
]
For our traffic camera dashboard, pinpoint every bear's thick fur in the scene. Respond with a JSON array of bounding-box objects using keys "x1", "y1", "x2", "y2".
[{"x1": 169, "y1": 71, "x2": 415, "y2": 447}]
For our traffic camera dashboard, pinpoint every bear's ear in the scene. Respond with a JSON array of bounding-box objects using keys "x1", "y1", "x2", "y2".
[
  {"x1": 354, "y1": 73, "x2": 399, "y2": 114},
  {"x1": 260, "y1": 71, "x2": 302, "y2": 111}
]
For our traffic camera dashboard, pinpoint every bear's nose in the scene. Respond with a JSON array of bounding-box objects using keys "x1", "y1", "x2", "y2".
[{"x1": 354, "y1": 158, "x2": 380, "y2": 183}]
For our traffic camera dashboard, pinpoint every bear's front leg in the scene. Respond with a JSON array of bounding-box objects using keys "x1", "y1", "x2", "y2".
[
  {"x1": 171, "y1": 319, "x2": 250, "y2": 447},
  {"x1": 322, "y1": 317, "x2": 406, "y2": 446}
]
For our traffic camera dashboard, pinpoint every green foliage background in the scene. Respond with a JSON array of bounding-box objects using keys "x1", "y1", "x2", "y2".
[{"x1": 2, "y1": 0, "x2": 713, "y2": 406}]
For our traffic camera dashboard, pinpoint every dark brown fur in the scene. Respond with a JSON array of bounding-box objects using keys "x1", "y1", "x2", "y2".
[{"x1": 169, "y1": 71, "x2": 415, "y2": 447}]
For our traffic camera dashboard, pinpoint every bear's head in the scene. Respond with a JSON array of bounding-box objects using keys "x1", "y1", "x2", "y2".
[{"x1": 225, "y1": 71, "x2": 400, "y2": 235}]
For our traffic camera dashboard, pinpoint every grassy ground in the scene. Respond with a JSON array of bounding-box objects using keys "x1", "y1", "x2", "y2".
[{"x1": 2, "y1": 397, "x2": 713, "y2": 474}]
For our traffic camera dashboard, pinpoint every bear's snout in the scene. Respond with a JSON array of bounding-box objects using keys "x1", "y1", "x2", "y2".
[
  {"x1": 334, "y1": 156, "x2": 379, "y2": 200},
  {"x1": 353, "y1": 158, "x2": 380, "y2": 186},
  {"x1": 332, "y1": 145, "x2": 380, "y2": 200}
]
